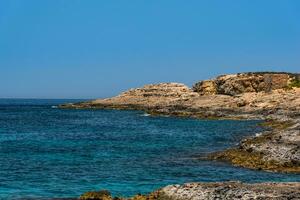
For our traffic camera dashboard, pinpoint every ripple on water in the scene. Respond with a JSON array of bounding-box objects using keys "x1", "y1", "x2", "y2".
[{"x1": 0, "y1": 99, "x2": 299, "y2": 199}]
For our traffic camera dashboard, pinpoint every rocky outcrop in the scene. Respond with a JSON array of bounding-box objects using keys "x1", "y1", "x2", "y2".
[
  {"x1": 157, "y1": 182, "x2": 300, "y2": 200},
  {"x1": 80, "y1": 190, "x2": 111, "y2": 200},
  {"x1": 193, "y1": 72, "x2": 299, "y2": 96},
  {"x1": 210, "y1": 120, "x2": 300, "y2": 173},
  {"x1": 113, "y1": 82, "x2": 198, "y2": 106},
  {"x1": 192, "y1": 80, "x2": 217, "y2": 95},
  {"x1": 78, "y1": 182, "x2": 300, "y2": 200},
  {"x1": 59, "y1": 73, "x2": 300, "y2": 173},
  {"x1": 60, "y1": 83, "x2": 199, "y2": 111}
]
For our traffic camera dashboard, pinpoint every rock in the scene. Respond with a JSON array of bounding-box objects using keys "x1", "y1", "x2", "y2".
[
  {"x1": 235, "y1": 99, "x2": 247, "y2": 107},
  {"x1": 157, "y1": 182, "x2": 300, "y2": 200},
  {"x1": 193, "y1": 72, "x2": 299, "y2": 96},
  {"x1": 79, "y1": 190, "x2": 112, "y2": 200},
  {"x1": 192, "y1": 80, "x2": 217, "y2": 95},
  {"x1": 209, "y1": 119, "x2": 300, "y2": 173},
  {"x1": 59, "y1": 83, "x2": 199, "y2": 111},
  {"x1": 80, "y1": 182, "x2": 300, "y2": 200},
  {"x1": 217, "y1": 73, "x2": 265, "y2": 95}
]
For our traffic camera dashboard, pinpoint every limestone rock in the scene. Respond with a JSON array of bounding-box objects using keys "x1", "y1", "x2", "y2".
[
  {"x1": 193, "y1": 72, "x2": 299, "y2": 96},
  {"x1": 80, "y1": 182, "x2": 300, "y2": 200},
  {"x1": 192, "y1": 80, "x2": 217, "y2": 95},
  {"x1": 158, "y1": 182, "x2": 300, "y2": 200},
  {"x1": 60, "y1": 83, "x2": 199, "y2": 110}
]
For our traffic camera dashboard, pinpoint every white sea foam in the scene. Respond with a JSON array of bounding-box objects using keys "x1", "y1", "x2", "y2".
[
  {"x1": 255, "y1": 133, "x2": 262, "y2": 137},
  {"x1": 51, "y1": 106, "x2": 58, "y2": 109},
  {"x1": 141, "y1": 113, "x2": 151, "y2": 117}
]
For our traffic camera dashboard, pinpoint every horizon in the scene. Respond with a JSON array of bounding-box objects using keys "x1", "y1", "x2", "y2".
[
  {"x1": 1, "y1": 0, "x2": 300, "y2": 99},
  {"x1": 0, "y1": 70, "x2": 299, "y2": 100}
]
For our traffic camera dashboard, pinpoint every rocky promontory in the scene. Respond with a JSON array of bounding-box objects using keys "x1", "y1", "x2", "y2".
[
  {"x1": 60, "y1": 72, "x2": 300, "y2": 119},
  {"x1": 60, "y1": 72, "x2": 300, "y2": 199},
  {"x1": 60, "y1": 72, "x2": 300, "y2": 173}
]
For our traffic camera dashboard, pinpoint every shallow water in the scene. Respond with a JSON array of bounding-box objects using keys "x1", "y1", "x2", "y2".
[{"x1": 0, "y1": 99, "x2": 299, "y2": 199}]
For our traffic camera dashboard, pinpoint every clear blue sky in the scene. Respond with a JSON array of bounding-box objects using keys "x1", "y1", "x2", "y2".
[{"x1": 0, "y1": 0, "x2": 299, "y2": 99}]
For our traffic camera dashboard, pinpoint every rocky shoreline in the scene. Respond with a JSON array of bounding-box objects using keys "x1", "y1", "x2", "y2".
[
  {"x1": 209, "y1": 119, "x2": 300, "y2": 173},
  {"x1": 77, "y1": 182, "x2": 300, "y2": 200},
  {"x1": 60, "y1": 72, "x2": 300, "y2": 199}
]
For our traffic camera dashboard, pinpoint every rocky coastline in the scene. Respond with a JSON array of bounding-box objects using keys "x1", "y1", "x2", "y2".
[
  {"x1": 77, "y1": 182, "x2": 300, "y2": 200},
  {"x1": 60, "y1": 72, "x2": 300, "y2": 199}
]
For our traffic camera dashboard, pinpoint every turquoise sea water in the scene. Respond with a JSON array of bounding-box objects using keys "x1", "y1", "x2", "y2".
[{"x1": 0, "y1": 99, "x2": 299, "y2": 199}]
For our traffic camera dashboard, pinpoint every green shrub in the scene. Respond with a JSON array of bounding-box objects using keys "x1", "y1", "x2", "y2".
[{"x1": 288, "y1": 79, "x2": 300, "y2": 88}]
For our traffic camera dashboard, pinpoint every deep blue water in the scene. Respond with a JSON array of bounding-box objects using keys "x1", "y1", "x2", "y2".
[{"x1": 0, "y1": 99, "x2": 299, "y2": 199}]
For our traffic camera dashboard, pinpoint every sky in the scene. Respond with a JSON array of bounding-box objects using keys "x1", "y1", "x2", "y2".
[{"x1": 0, "y1": 0, "x2": 299, "y2": 99}]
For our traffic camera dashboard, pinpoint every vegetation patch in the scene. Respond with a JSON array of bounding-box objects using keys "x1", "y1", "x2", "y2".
[
  {"x1": 258, "y1": 120, "x2": 294, "y2": 130},
  {"x1": 79, "y1": 189, "x2": 169, "y2": 200},
  {"x1": 80, "y1": 190, "x2": 112, "y2": 200},
  {"x1": 287, "y1": 79, "x2": 300, "y2": 88}
]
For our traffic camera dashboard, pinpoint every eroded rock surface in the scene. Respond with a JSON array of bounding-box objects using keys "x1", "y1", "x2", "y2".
[
  {"x1": 60, "y1": 83, "x2": 198, "y2": 110},
  {"x1": 78, "y1": 182, "x2": 300, "y2": 200},
  {"x1": 193, "y1": 72, "x2": 299, "y2": 96},
  {"x1": 157, "y1": 182, "x2": 300, "y2": 200},
  {"x1": 210, "y1": 120, "x2": 300, "y2": 173}
]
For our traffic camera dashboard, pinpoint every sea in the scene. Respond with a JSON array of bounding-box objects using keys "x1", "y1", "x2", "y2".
[{"x1": 0, "y1": 99, "x2": 299, "y2": 199}]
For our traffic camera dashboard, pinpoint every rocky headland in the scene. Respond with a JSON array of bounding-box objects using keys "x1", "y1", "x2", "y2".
[{"x1": 60, "y1": 72, "x2": 300, "y2": 199}]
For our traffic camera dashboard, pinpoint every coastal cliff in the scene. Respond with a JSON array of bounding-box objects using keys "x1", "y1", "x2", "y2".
[{"x1": 60, "y1": 72, "x2": 300, "y2": 199}]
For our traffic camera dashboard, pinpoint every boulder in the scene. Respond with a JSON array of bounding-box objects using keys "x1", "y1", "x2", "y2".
[{"x1": 192, "y1": 80, "x2": 217, "y2": 95}]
